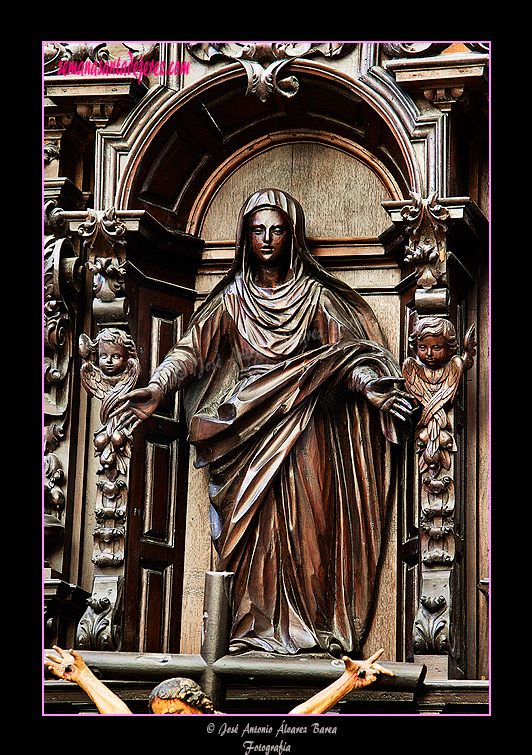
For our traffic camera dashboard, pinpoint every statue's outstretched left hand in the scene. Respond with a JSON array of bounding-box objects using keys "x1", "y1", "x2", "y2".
[{"x1": 364, "y1": 377, "x2": 415, "y2": 422}]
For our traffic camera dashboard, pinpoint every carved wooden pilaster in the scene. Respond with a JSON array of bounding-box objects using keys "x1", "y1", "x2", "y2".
[
  {"x1": 44, "y1": 199, "x2": 91, "y2": 649},
  {"x1": 75, "y1": 209, "x2": 140, "y2": 650},
  {"x1": 403, "y1": 313, "x2": 475, "y2": 660},
  {"x1": 385, "y1": 195, "x2": 477, "y2": 676}
]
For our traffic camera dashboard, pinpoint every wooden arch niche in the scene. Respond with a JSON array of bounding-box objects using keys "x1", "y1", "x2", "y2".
[{"x1": 121, "y1": 68, "x2": 416, "y2": 657}]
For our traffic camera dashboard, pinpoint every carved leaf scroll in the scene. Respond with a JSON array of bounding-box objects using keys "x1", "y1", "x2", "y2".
[
  {"x1": 186, "y1": 42, "x2": 355, "y2": 101},
  {"x1": 401, "y1": 192, "x2": 450, "y2": 290}
]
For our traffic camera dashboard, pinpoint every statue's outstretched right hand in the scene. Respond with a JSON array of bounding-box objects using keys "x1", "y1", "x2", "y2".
[{"x1": 111, "y1": 384, "x2": 164, "y2": 427}]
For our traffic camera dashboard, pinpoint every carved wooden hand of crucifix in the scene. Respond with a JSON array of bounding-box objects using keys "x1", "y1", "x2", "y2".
[{"x1": 288, "y1": 648, "x2": 394, "y2": 715}]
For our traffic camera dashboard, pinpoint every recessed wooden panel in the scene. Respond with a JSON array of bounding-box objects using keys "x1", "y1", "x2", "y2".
[
  {"x1": 138, "y1": 562, "x2": 174, "y2": 652},
  {"x1": 123, "y1": 282, "x2": 193, "y2": 654},
  {"x1": 143, "y1": 438, "x2": 178, "y2": 544},
  {"x1": 150, "y1": 308, "x2": 183, "y2": 420}
]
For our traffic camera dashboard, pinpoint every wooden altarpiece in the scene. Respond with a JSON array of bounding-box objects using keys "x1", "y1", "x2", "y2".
[{"x1": 44, "y1": 41, "x2": 489, "y2": 714}]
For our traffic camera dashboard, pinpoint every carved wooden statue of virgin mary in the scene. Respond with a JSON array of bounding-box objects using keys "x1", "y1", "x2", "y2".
[{"x1": 119, "y1": 188, "x2": 413, "y2": 656}]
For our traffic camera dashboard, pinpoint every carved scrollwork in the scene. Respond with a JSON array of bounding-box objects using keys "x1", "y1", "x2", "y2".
[
  {"x1": 44, "y1": 41, "x2": 160, "y2": 75},
  {"x1": 44, "y1": 202, "x2": 80, "y2": 415},
  {"x1": 383, "y1": 43, "x2": 450, "y2": 58},
  {"x1": 44, "y1": 42, "x2": 110, "y2": 74},
  {"x1": 401, "y1": 192, "x2": 450, "y2": 290},
  {"x1": 44, "y1": 140, "x2": 61, "y2": 165},
  {"x1": 79, "y1": 208, "x2": 128, "y2": 322},
  {"x1": 44, "y1": 453, "x2": 66, "y2": 513},
  {"x1": 77, "y1": 577, "x2": 123, "y2": 651},
  {"x1": 383, "y1": 42, "x2": 489, "y2": 58},
  {"x1": 413, "y1": 594, "x2": 450, "y2": 654},
  {"x1": 44, "y1": 201, "x2": 82, "y2": 569},
  {"x1": 186, "y1": 42, "x2": 355, "y2": 101}
]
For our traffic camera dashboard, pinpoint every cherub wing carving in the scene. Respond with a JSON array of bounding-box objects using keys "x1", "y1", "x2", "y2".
[
  {"x1": 462, "y1": 324, "x2": 476, "y2": 371},
  {"x1": 402, "y1": 356, "x2": 428, "y2": 404},
  {"x1": 79, "y1": 333, "x2": 106, "y2": 400}
]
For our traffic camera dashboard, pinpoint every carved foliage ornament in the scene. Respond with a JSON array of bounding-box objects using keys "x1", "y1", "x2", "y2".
[
  {"x1": 44, "y1": 201, "x2": 82, "y2": 560},
  {"x1": 401, "y1": 192, "x2": 450, "y2": 290},
  {"x1": 44, "y1": 41, "x2": 159, "y2": 75},
  {"x1": 413, "y1": 594, "x2": 449, "y2": 654},
  {"x1": 77, "y1": 578, "x2": 124, "y2": 651},
  {"x1": 79, "y1": 208, "x2": 129, "y2": 322},
  {"x1": 77, "y1": 329, "x2": 139, "y2": 650},
  {"x1": 383, "y1": 42, "x2": 489, "y2": 57},
  {"x1": 186, "y1": 42, "x2": 355, "y2": 101}
]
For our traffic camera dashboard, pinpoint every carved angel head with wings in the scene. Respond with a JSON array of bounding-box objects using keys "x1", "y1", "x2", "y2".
[
  {"x1": 79, "y1": 329, "x2": 141, "y2": 475},
  {"x1": 79, "y1": 329, "x2": 140, "y2": 419}
]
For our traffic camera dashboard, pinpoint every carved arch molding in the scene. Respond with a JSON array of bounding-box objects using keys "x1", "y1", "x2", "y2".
[{"x1": 117, "y1": 64, "x2": 415, "y2": 230}]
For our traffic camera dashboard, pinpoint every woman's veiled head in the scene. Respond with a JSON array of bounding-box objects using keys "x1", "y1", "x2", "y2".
[
  {"x1": 236, "y1": 189, "x2": 308, "y2": 267},
  {"x1": 190, "y1": 188, "x2": 387, "y2": 346}
]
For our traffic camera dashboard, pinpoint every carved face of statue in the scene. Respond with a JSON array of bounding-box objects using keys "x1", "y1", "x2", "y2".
[
  {"x1": 248, "y1": 208, "x2": 292, "y2": 269},
  {"x1": 98, "y1": 340, "x2": 128, "y2": 376},
  {"x1": 416, "y1": 334, "x2": 452, "y2": 369},
  {"x1": 150, "y1": 697, "x2": 203, "y2": 715}
]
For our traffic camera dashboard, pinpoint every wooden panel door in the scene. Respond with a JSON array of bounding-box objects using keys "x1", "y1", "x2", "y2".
[{"x1": 122, "y1": 283, "x2": 194, "y2": 652}]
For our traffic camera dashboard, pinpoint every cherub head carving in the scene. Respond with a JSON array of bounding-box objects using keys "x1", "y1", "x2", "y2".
[
  {"x1": 79, "y1": 329, "x2": 140, "y2": 474},
  {"x1": 79, "y1": 329, "x2": 139, "y2": 396},
  {"x1": 402, "y1": 316, "x2": 475, "y2": 475},
  {"x1": 408, "y1": 316, "x2": 458, "y2": 370},
  {"x1": 81, "y1": 329, "x2": 138, "y2": 377}
]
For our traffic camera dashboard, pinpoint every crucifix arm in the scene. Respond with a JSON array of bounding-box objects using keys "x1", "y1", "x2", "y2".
[
  {"x1": 288, "y1": 649, "x2": 394, "y2": 715},
  {"x1": 45, "y1": 646, "x2": 133, "y2": 715}
]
